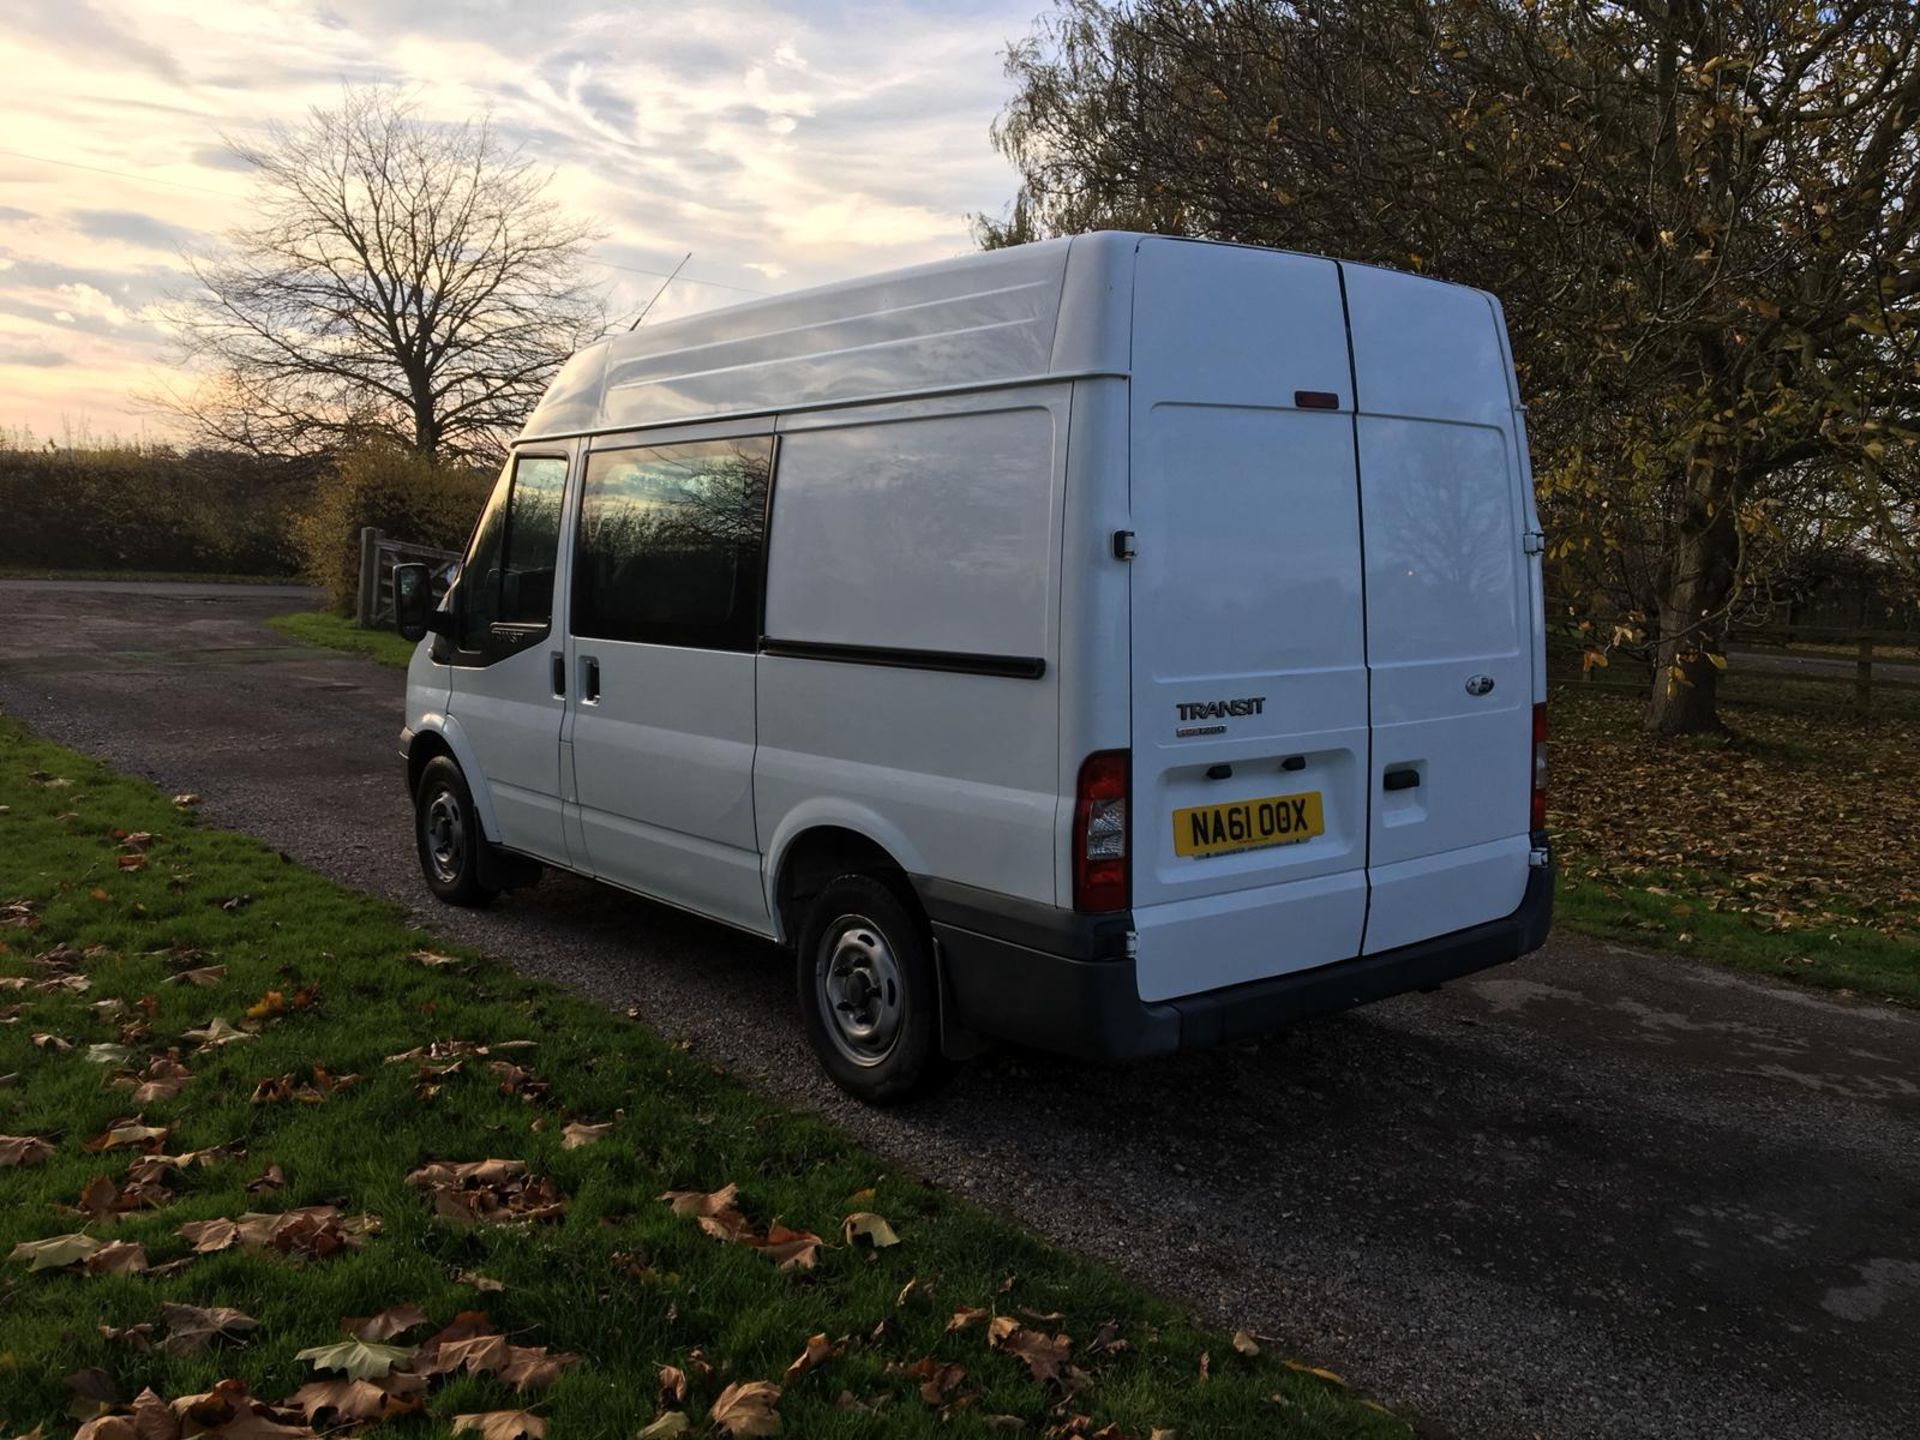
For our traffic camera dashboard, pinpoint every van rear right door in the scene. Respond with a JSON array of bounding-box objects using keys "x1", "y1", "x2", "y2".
[
  {"x1": 1127, "y1": 239, "x2": 1371, "y2": 1003},
  {"x1": 1341, "y1": 264, "x2": 1537, "y2": 954}
]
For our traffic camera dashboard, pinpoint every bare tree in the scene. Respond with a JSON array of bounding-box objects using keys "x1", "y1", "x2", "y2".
[{"x1": 163, "y1": 88, "x2": 605, "y2": 462}]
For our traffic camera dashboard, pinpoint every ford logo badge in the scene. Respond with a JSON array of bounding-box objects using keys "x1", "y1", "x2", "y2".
[{"x1": 1465, "y1": 674, "x2": 1496, "y2": 697}]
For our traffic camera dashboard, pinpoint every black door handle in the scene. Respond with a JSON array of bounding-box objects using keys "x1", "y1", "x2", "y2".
[
  {"x1": 581, "y1": 657, "x2": 601, "y2": 703},
  {"x1": 550, "y1": 652, "x2": 566, "y2": 697},
  {"x1": 1383, "y1": 768, "x2": 1420, "y2": 792}
]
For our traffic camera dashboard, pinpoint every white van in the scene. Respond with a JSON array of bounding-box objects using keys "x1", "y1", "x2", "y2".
[{"x1": 393, "y1": 232, "x2": 1552, "y2": 1102}]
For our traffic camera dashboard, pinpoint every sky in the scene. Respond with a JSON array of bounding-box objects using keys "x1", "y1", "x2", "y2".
[{"x1": 0, "y1": 0, "x2": 1045, "y2": 443}]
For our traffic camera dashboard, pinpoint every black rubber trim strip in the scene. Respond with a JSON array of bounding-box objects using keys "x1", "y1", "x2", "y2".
[
  {"x1": 913, "y1": 874, "x2": 1131, "y2": 961},
  {"x1": 760, "y1": 638, "x2": 1046, "y2": 680}
]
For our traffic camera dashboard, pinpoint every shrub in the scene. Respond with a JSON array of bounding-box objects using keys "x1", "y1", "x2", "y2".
[
  {"x1": 0, "y1": 437, "x2": 311, "y2": 576},
  {"x1": 291, "y1": 441, "x2": 493, "y2": 612}
]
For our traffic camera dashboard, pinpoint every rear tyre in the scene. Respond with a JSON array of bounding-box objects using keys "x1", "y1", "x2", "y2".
[
  {"x1": 796, "y1": 874, "x2": 946, "y2": 1104},
  {"x1": 413, "y1": 755, "x2": 497, "y2": 908}
]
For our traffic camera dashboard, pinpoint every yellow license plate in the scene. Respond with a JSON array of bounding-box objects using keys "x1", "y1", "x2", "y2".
[{"x1": 1172, "y1": 791, "x2": 1325, "y2": 858}]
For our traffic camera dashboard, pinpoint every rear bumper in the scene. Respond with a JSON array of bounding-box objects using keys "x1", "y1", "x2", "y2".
[{"x1": 924, "y1": 852, "x2": 1553, "y2": 1062}]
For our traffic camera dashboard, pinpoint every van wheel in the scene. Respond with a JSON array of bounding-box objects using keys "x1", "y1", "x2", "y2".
[
  {"x1": 413, "y1": 756, "x2": 497, "y2": 908},
  {"x1": 797, "y1": 875, "x2": 945, "y2": 1104}
]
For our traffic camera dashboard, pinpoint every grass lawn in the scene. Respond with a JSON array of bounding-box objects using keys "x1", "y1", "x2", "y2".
[
  {"x1": 0, "y1": 717, "x2": 1399, "y2": 1439},
  {"x1": 1549, "y1": 682, "x2": 1920, "y2": 1004},
  {"x1": 268, "y1": 612, "x2": 421, "y2": 670}
]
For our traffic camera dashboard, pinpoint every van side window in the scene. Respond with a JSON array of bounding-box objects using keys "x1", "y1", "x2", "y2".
[
  {"x1": 457, "y1": 453, "x2": 569, "y2": 655},
  {"x1": 572, "y1": 437, "x2": 772, "y2": 651}
]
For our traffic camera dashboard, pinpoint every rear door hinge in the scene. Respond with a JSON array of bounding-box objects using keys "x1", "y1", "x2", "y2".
[{"x1": 1522, "y1": 529, "x2": 1545, "y2": 556}]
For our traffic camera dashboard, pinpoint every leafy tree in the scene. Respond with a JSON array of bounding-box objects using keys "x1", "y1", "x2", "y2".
[
  {"x1": 164, "y1": 88, "x2": 605, "y2": 464},
  {"x1": 983, "y1": 0, "x2": 1920, "y2": 732}
]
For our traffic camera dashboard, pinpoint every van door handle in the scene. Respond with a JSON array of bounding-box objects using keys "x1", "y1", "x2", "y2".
[
  {"x1": 1383, "y1": 768, "x2": 1420, "y2": 792},
  {"x1": 580, "y1": 656, "x2": 601, "y2": 703},
  {"x1": 550, "y1": 652, "x2": 566, "y2": 697}
]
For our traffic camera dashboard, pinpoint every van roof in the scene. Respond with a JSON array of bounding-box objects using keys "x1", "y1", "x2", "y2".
[{"x1": 518, "y1": 232, "x2": 1481, "y2": 442}]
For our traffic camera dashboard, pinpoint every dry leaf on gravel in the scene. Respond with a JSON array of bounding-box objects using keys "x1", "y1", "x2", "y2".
[
  {"x1": 451, "y1": 1413, "x2": 546, "y2": 1440},
  {"x1": 160, "y1": 1302, "x2": 259, "y2": 1355},
  {"x1": 172, "y1": 793, "x2": 201, "y2": 808},
  {"x1": 0, "y1": 1134, "x2": 54, "y2": 1166},
  {"x1": 710, "y1": 1381, "x2": 783, "y2": 1437}
]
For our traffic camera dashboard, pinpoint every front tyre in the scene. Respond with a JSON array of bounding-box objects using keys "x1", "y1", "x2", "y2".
[
  {"x1": 413, "y1": 755, "x2": 497, "y2": 908},
  {"x1": 797, "y1": 874, "x2": 945, "y2": 1104}
]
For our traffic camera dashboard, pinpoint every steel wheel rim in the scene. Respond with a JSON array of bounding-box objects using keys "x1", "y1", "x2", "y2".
[
  {"x1": 424, "y1": 789, "x2": 465, "y2": 885},
  {"x1": 816, "y1": 913, "x2": 904, "y2": 1068}
]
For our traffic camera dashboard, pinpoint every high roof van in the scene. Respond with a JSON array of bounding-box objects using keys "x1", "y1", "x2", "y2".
[{"x1": 393, "y1": 232, "x2": 1553, "y2": 1102}]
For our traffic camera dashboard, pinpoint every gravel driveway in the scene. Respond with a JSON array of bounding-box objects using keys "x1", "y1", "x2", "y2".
[{"x1": 3, "y1": 580, "x2": 1917, "y2": 1440}]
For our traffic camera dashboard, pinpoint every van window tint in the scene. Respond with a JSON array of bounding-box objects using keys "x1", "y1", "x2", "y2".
[
  {"x1": 572, "y1": 437, "x2": 772, "y2": 650},
  {"x1": 458, "y1": 454, "x2": 569, "y2": 652}
]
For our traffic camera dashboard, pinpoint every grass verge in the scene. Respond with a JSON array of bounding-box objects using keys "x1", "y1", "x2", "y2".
[
  {"x1": 0, "y1": 716, "x2": 1399, "y2": 1438},
  {"x1": 0, "y1": 569, "x2": 301, "y2": 586},
  {"x1": 1548, "y1": 682, "x2": 1920, "y2": 1004},
  {"x1": 267, "y1": 612, "x2": 420, "y2": 670}
]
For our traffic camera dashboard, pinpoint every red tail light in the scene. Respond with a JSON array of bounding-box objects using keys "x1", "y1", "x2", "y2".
[
  {"x1": 1530, "y1": 702, "x2": 1548, "y2": 833},
  {"x1": 1073, "y1": 750, "x2": 1129, "y2": 912}
]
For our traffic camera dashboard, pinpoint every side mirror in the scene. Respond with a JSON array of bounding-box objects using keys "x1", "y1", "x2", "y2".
[{"x1": 393, "y1": 563, "x2": 450, "y2": 643}]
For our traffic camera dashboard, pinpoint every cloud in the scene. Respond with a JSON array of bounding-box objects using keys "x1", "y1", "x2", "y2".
[
  {"x1": 0, "y1": 343, "x2": 72, "y2": 368},
  {"x1": 0, "y1": 206, "x2": 33, "y2": 224},
  {"x1": 68, "y1": 209, "x2": 196, "y2": 253}
]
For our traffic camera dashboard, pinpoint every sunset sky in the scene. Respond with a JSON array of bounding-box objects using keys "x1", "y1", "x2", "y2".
[{"x1": 0, "y1": 0, "x2": 1040, "y2": 442}]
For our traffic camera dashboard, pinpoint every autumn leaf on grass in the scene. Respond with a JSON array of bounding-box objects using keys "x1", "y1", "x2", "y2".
[
  {"x1": 783, "y1": 1333, "x2": 843, "y2": 1384},
  {"x1": 178, "y1": 1206, "x2": 377, "y2": 1260},
  {"x1": 710, "y1": 1381, "x2": 783, "y2": 1437},
  {"x1": 342, "y1": 1302, "x2": 429, "y2": 1342},
  {"x1": 77, "y1": 1171, "x2": 171, "y2": 1220},
  {"x1": 159, "y1": 1302, "x2": 259, "y2": 1355},
  {"x1": 166, "y1": 964, "x2": 227, "y2": 988},
  {"x1": 412, "y1": 949, "x2": 463, "y2": 969},
  {"x1": 989, "y1": 1315, "x2": 1073, "y2": 1384},
  {"x1": 1231, "y1": 1330, "x2": 1261, "y2": 1357},
  {"x1": 296, "y1": 1338, "x2": 417, "y2": 1381},
  {"x1": 286, "y1": 1378, "x2": 394, "y2": 1427},
  {"x1": 85, "y1": 1042, "x2": 134, "y2": 1066},
  {"x1": 87, "y1": 1240, "x2": 147, "y2": 1275},
  {"x1": 81, "y1": 1118, "x2": 169, "y2": 1153},
  {"x1": 117, "y1": 1054, "x2": 193, "y2": 1105},
  {"x1": 760, "y1": 1222, "x2": 824, "y2": 1271},
  {"x1": 452, "y1": 1412, "x2": 546, "y2": 1440},
  {"x1": 0, "y1": 1134, "x2": 55, "y2": 1166},
  {"x1": 248, "y1": 1162, "x2": 286, "y2": 1195},
  {"x1": 902, "y1": 1358, "x2": 971, "y2": 1411},
  {"x1": 841, "y1": 1211, "x2": 900, "y2": 1248},
  {"x1": 1282, "y1": 1358, "x2": 1347, "y2": 1387},
  {"x1": 501, "y1": 1345, "x2": 581, "y2": 1393},
  {"x1": 946, "y1": 1307, "x2": 989, "y2": 1334},
  {"x1": 408, "y1": 1158, "x2": 567, "y2": 1225},
  {"x1": 9, "y1": 1232, "x2": 100, "y2": 1271},
  {"x1": 658, "y1": 1365, "x2": 688, "y2": 1409},
  {"x1": 658, "y1": 1185, "x2": 821, "y2": 1268},
  {"x1": 560, "y1": 1119, "x2": 613, "y2": 1149},
  {"x1": 182, "y1": 1016, "x2": 251, "y2": 1049},
  {"x1": 173, "y1": 793, "x2": 202, "y2": 808},
  {"x1": 251, "y1": 1066, "x2": 362, "y2": 1105},
  {"x1": 637, "y1": 1414, "x2": 691, "y2": 1438}
]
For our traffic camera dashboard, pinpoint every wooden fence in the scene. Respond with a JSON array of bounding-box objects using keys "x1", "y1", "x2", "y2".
[{"x1": 353, "y1": 527, "x2": 461, "y2": 629}]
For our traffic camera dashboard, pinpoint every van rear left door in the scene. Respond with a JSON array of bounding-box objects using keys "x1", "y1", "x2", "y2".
[{"x1": 1127, "y1": 239, "x2": 1370, "y2": 1003}]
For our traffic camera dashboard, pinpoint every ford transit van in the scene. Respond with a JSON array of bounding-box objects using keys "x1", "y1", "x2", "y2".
[{"x1": 393, "y1": 233, "x2": 1553, "y2": 1102}]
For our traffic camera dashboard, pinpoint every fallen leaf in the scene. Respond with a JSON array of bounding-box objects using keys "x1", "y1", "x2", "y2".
[
  {"x1": 903, "y1": 1357, "x2": 970, "y2": 1409},
  {"x1": 710, "y1": 1380, "x2": 783, "y2": 1437},
  {"x1": 285, "y1": 1378, "x2": 389, "y2": 1426},
  {"x1": 1282, "y1": 1359, "x2": 1347, "y2": 1387},
  {"x1": 247, "y1": 1162, "x2": 286, "y2": 1195},
  {"x1": 295, "y1": 1338, "x2": 416, "y2": 1381},
  {"x1": 636, "y1": 1415, "x2": 690, "y2": 1439},
  {"x1": 160, "y1": 1302, "x2": 259, "y2": 1355},
  {"x1": 343, "y1": 1303, "x2": 429, "y2": 1342},
  {"x1": 86, "y1": 1240, "x2": 148, "y2": 1276},
  {"x1": 450, "y1": 1413, "x2": 546, "y2": 1440},
  {"x1": 783, "y1": 1332, "x2": 841, "y2": 1384},
  {"x1": 499, "y1": 1345, "x2": 580, "y2": 1393},
  {"x1": 560, "y1": 1119, "x2": 612, "y2": 1150},
  {"x1": 455, "y1": 1268, "x2": 506, "y2": 1292},
  {"x1": 411, "y1": 949, "x2": 462, "y2": 968},
  {"x1": 10, "y1": 1233, "x2": 103, "y2": 1271},
  {"x1": 947, "y1": 1307, "x2": 990, "y2": 1334},
  {"x1": 173, "y1": 794, "x2": 202, "y2": 808},
  {"x1": 33, "y1": 1032, "x2": 74, "y2": 1051},
  {"x1": 166, "y1": 966, "x2": 227, "y2": 988},
  {"x1": 408, "y1": 1158, "x2": 566, "y2": 1225},
  {"x1": 989, "y1": 1316, "x2": 1073, "y2": 1385},
  {"x1": 842, "y1": 1211, "x2": 900, "y2": 1248},
  {"x1": 658, "y1": 1365, "x2": 688, "y2": 1408},
  {"x1": 1231, "y1": 1330, "x2": 1260, "y2": 1357},
  {"x1": 0, "y1": 1134, "x2": 55, "y2": 1167},
  {"x1": 182, "y1": 1017, "x2": 251, "y2": 1048}
]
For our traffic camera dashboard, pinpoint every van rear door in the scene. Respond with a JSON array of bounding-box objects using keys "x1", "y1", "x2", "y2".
[
  {"x1": 1340, "y1": 264, "x2": 1537, "y2": 954},
  {"x1": 1127, "y1": 239, "x2": 1370, "y2": 1003}
]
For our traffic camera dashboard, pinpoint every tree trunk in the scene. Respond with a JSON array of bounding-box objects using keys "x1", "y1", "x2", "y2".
[{"x1": 1645, "y1": 498, "x2": 1737, "y2": 736}]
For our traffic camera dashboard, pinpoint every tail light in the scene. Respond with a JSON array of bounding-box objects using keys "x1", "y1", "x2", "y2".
[
  {"x1": 1073, "y1": 750, "x2": 1129, "y2": 912},
  {"x1": 1530, "y1": 702, "x2": 1548, "y2": 833}
]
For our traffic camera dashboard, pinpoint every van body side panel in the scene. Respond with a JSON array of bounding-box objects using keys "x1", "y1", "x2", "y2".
[
  {"x1": 1340, "y1": 265, "x2": 1537, "y2": 954},
  {"x1": 756, "y1": 390, "x2": 1068, "y2": 907},
  {"x1": 1127, "y1": 240, "x2": 1370, "y2": 1003}
]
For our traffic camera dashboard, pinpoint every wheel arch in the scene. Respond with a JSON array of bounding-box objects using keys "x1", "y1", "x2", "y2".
[
  {"x1": 405, "y1": 713, "x2": 502, "y2": 843},
  {"x1": 768, "y1": 818, "x2": 928, "y2": 949}
]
